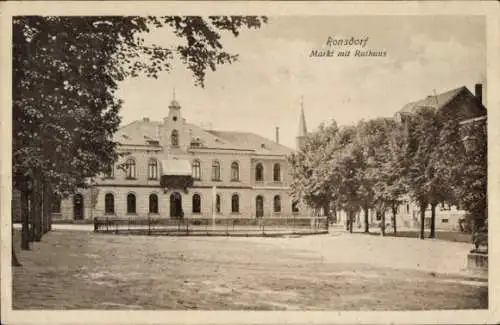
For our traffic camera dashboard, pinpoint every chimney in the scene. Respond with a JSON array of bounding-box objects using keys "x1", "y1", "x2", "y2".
[
  {"x1": 475, "y1": 83, "x2": 483, "y2": 105},
  {"x1": 275, "y1": 126, "x2": 280, "y2": 144}
]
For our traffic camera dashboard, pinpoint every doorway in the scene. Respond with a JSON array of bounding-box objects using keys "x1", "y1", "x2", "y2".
[
  {"x1": 256, "y1": 195, "x2": 264, "y2": 218},
  {"x1": 73, "y1": 194, "x2": 84, "y2": 220},
  {"x1": 170, "y1": 192, "x2": 183, "y2": 218}
]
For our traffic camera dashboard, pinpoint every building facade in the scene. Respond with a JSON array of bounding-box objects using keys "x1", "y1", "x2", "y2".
[{"x1": 55, "y1": 97, "x2": 306, "y2": 220}]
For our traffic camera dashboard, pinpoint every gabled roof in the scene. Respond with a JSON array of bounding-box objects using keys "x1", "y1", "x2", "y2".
[
  {"x1": 206, "y1": 130, "x2": 294, "y2": 155},
  {"x1": 399, "y1": 86, "x2": 466, "y2": 114},
  {"x1": 184, "y1": 123, "x2": 251, "y2": 151},
  {"x1": 114, "y1": 119, "x2": 294, "y2": 155},
  {"x1": 114, "y1": 119, "x2": 162, "y2": 146}
]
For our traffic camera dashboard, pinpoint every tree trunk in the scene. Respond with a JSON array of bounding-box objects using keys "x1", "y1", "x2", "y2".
[
  {"x1": 429, "y1": 203, "x2": 437, "y2": 238},
  {"x1": 32, "y1": 172, "x2": 43, "y2": 242},
  {"x1": 348, "y1": 211, "x2": 354, "y2": 233},
  {"x1": 21, "y1": 190, "x2": 30, "y2": 250},
  {"x1": 380, "y1": 211, "x2": 386, "y2": 237},
  {"x1": 419, "y1": 204, "x2": 426, "y2": 240},
  {"x1": 363, "y1": 207, "x2": 369, "y2": 233},
  {"x1": 42, "y1": 182, "x2": 51, "y2": 234},
  {"x1": 12, "y1": 225, "x2": 21, "y2": 266},
  {"x1": 392, "y1": 204, "x2": 398, "y2": 234},
  {"x1": 322, "y1": 201, "x2": 330, "y2": 230},
  {"x1": 31, "y1": 171, "x2": 42, "y2": 242}
]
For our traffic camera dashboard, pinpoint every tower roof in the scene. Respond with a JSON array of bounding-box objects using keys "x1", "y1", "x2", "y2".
[
  {"x1": 298, "y1": 97, "x2": 307, "y2": 137},
  {"x1": 169, "y1": 88, "x2": 181, "y2": 109}
]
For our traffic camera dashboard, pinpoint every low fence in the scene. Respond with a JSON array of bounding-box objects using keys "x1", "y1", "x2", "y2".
[{"x1": 93, "y1": 216, "x2": 329, "y2": 237}]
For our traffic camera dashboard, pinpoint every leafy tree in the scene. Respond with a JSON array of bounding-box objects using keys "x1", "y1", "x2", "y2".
[
  {"x1": 289, "y1": 120, "x2": 339, "y2": 216},
  {"x1": 428, "y1": 110, "x2": 468, "y2": 237},
  {"x1": 13, "y1": 16, "x2": 267, "y2": 251},
  {"x1": 457, "y1": 119, "x2": 487, "y2": 233},
  {"x1": 403, "y1": 107, "x2": 443, "y2": 239}
]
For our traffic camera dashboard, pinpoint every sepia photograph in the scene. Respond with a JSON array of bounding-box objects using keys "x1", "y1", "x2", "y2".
[{"x1": 1, "y1": 1, "x2": 499, "y2": 324}]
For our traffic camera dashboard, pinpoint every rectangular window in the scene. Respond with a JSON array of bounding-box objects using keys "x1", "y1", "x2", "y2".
[{"x1": 441, "y1": 218, "x2": 449, "y2": 223}]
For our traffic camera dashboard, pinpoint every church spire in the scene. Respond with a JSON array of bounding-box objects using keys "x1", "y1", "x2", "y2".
[{"x1": 296, "y1": 96, "x2": 308, "y2": 150}]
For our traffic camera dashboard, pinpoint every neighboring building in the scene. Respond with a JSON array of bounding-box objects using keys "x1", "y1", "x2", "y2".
[
  {"x1": 394, "y1": 83, "x2": 487, "y2": 230},
  {"x1": 54, "y1": 96, "x2": 308, "y2": 220}
]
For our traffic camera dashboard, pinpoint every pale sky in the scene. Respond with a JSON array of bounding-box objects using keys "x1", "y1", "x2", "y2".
[{"x1": 115, "y1": 16, "x2": 486, "y2": 149}]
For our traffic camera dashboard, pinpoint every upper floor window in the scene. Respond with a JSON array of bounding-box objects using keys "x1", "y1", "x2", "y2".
[
  {"x1": 171, "y1": 129, "x2": 179, "y2": 147},
  {"x1": 212, "y1": 160, "x2": 221, "y2": 181},
  {"x1": 125, "y1": 158, "x2": 136, "y2": 179},
  {"x1": 105, "y1": 165, "x2": 114, "y2": 178},
  {"x1": 192, "y1": 160, "x2": 201, "y2": 180},
  {"x1": 148, "y1": 159, "x2": 158, "y2": 180},
  {"x1": 231, "y1": 162, "x2": 239, "y2": 181},
  {"x1": 273, "y1": 163, "x2": 281, "y2": 182},
  {"x1": 274, "y1": 195, "x2": 281, "y2": 213},
  {"x1": 255, "y1": 163, "x2": 264, "y2": 182}
]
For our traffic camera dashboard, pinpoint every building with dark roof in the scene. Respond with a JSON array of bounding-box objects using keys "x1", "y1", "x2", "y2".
[
  {"x1": 55, "y1": 95, "x2": 307, "y2": 220},
  {"x1": 394, "y1": 83, "x2": 487, "y2": 230}
]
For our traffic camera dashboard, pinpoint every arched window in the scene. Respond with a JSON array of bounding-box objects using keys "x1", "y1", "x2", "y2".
[
  {"x1": 212, "y1": 160, "x2": 221, "y2": 181},
  {"x1": 105, "y1": 165, "x2": 114, "y2": 178},
  {"x1": 105, "y1": 193, "x2": 114, "y2": 214},
  {"x1": 125, "y1": 158, "x2": 136, "y2": 179},
  {"x1": 255, "y1": 163, "x2": 264, "y2": 182},
  {"x1": 127, "y1": 193, "x2": 136, "y2": 214},
  {"x1": 192, "y1": 194, "x2": 201, "y2": 213},
  {"x1": 292, "y1": 201, "x2": 299, "y2": 213},
  {"x1": 192, "y1": 160, "x2": 201, "y2": 180},
  {"x1": 256, "y1": 195, "x2": 264, "y2": 218},
  {"x1": 274, "y1": 195, "x2": 281, "y2": 213},
  {"x1": 171, "y1": 129, "x2": 179, "y2": 147},
  {"x1": 231, "y1": 194, "x2": 239, "y2": 213},
  {"x1": 273, "y1": 163, "x2": 281, "y2": 182},
  {"x1": 231, "y1": 162, "x2": 239, "y2": 181},
  {"x1": 148, "y1": 159, "x2": 158, "y2": 179},
  {"x1": 149, "y1": 194, "x2": 158, "y2": 214},
  {"x1": 216, "y1": 194, "x2": 221, "y2": 213}
]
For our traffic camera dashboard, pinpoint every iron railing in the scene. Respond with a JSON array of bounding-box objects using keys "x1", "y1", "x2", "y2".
[{"x1": 93, "y1": 216, "x2": 328, "y2": 236}]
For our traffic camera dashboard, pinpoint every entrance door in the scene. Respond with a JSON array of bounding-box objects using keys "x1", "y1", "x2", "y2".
[
  {"x1": 256, "y1": 195, "x2": 264, "y2": 218},
  {"x1": 170, "y1": 192, "x2": 183, "y2": 218},
  {"x1": 73, "y1": 194, "x2": 84, "y2": 220}
]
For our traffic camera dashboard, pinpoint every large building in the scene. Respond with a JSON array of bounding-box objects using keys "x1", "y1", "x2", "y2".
[
  {"x1": 53, "y1": 96, "x2": 308, "y2": 221},
  {"x1": 394, "y1": 83, "x2": 487, "y2": 230}
]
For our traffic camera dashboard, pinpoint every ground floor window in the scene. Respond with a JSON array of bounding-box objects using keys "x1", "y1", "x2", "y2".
[
  {"x1": 292, "y1": 201, "x2": 299, "y2": 213},
  {"x1": 149, "y1": 194, "x2": 158, "y2": 214},
  {"x1": 231, "y1": 194, "x2": 239, "y2": 213},
  {"x1": 51, "y1": 195, "x2": 61, "y2": 213},
  {"x1": 192, "y1": 194, "x2": 201, "y2": 213},
  {"x1": 216, "y1": 194, "x2": 221, "y2": 213},
  {"x1": 256, "y1": 195, "x2": 264, "y2": 218},
  {"x1": 127, "y1": 193, "x2": 136, "y2": 214},
  {"x1": 274, "y1": 195, "x2": 281, "y2": 213},
  {"x1": 105, "y1": 193, "x2": 114, "y2": 214}
]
